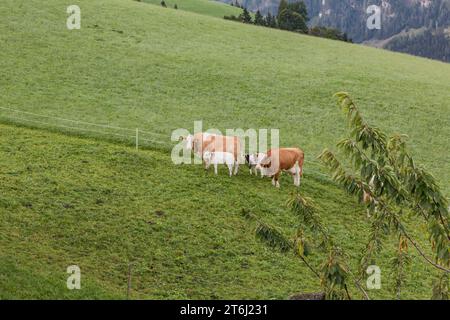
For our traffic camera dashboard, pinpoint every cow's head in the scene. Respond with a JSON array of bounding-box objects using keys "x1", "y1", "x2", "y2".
[
  {"x1": 244, "y1": 154, "x2": 250, "y2": 167},
  {"x1": 256, "y1": 155, "x2": 271, "y2": 169},
  {"x1": 203, "y1": 151, "x2": 212, "y2": 164},
  {"x1": 180, "y1": 134, "x2": 195, "y2": 151}
]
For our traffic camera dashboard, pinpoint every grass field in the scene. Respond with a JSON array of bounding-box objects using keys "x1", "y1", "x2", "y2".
[
  {"x1": 0, "y1": 123, "x2": 439, "y2": 299},
  {"x1": 143, "y1": 0, "x2": 243, "y2": 18},
  {"x1": 0, "y1": 0, "x2": 449, "y2": 299},
  {"x1": 1, "y1": 0, "x2": 448, "y2": 191}
]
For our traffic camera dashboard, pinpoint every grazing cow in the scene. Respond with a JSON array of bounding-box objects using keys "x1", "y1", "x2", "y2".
[
  {"x1": 182, "y1": 132, "x2": 211, "y2": 157},
  {"x1": 244, "y1": 153, "x2": 267, "y2": 177},
  {"x1": 182, "y1": 132, "x2": 242, "y2": 175},
  {"x1": 256, "y1": 148, "x2": 304, "y2": 188},
  {"x1": 203, "y1": 151, "x2": 235, "y2": 177}
]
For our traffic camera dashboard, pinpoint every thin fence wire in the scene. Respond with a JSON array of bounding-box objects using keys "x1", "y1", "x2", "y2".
[
  {"x1": 0, "y1": 106, "x2": 170, "y2": 150},
  {"x1": 0, "y1": 106, "x2": 334, "y2": 183},
  {"x1": 2, "y1": 114, "x2": 133, "y2": 139},
  {"x1": 0, "y1": 106, "x2": 137, "y2": 132}
]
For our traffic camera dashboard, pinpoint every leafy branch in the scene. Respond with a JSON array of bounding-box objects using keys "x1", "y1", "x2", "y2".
[
  {"x1": 319, "y1": 92, "x2": 450, "y2": 299},
  {"x1": 242, "y1": 192, "x2": 370, "y2": 300}
]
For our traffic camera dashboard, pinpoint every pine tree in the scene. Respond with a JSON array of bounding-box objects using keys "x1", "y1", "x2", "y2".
[
  {"x1": 289, "y1": 1, "x2": 308, "y2": 22},
  {"x1": 277, "y1": 0, "x2": 288, "y2": 20},
  {"x1": 266, "y1": 12, "x2": 277, "y2": 28},
  {"x1": 278, "y1": 9, "x2": 308, "y2": 33},
  {"x1": 254, "y1": 10, "x2": 264, "y2": 25},
  {"x1": 277, "y1": 1, "x2": 309, "y2": 33},
  {"x1": 265, "y1": 13, "x2": 271, "y2": 27},
  {"x1": 240, "y1": 8, "x2": 252, "y2": 24}
]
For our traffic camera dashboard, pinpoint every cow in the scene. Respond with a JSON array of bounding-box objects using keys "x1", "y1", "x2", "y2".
[
  {"x1": 203, "y1": 151, "x2": 235, "y2": 177},
  {"x1": 181, "y1": 132, "x2": 242, "y2": 175},
  {"x1": 256, "y1": 148, "x2": 304, "y2": 188},
  {"x1": 244, "y1": 153, "x2": 267, "y2": 177}
]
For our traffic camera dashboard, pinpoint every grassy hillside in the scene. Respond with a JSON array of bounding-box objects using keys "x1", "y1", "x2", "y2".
[
  {"x1": 143, "y1": 0, "x2": 243, "y2": 18},
  {"x1": 0, "y1": 0, "x2": 449, "y2": 299},
  {"x1": 0, "y1": 123, "x2": 438, "y2": 299},
  {"x1": 1, "y1": 0, "x2": 448, "y2": 193}
]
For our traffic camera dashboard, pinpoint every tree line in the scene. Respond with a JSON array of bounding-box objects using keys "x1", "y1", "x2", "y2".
[{"x1": 224, "y1": 0, "x2": 351, "y2": 43}]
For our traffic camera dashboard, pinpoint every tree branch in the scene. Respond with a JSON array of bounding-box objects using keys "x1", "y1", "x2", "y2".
[
  {"x1": 397, "y1": 222, "x2": 450, "y2": 273},
  {"x1": 438, "y1": 212, "x2": 450, "y2": 241},
  {"x1": 352, "y1": 276, "x2": 370, "y2": 300},
  {"x1": 297, "y1": 254, "x2": 321, "y2": 279}
]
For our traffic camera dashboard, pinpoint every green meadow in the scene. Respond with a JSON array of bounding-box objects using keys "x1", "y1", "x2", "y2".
[
  {"x1": 0, "y1": 0, "x2": 449, "y2": 299},
  {"x1": 0, "y1": 123, "x2": 439, "y2": 299}
]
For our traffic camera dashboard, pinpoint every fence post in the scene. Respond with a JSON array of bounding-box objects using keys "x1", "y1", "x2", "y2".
[{"x1": 136, "y1": 128, "x2": 139, "y2": 151}]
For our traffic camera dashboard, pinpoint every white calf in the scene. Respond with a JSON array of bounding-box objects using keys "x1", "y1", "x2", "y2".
[
  {"x1": 203, "y1": 151, "x2": 235, "y2": 177},
  {"x1": 246, "y1": 153, "x2": 267, "y2": 177}
]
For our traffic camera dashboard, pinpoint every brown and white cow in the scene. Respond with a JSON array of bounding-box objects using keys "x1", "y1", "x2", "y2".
[
  {"x1": 257, "y1": 148, "x2": 304, "y2": 188},
  {"x1": 182, "y1": 132, "x2": 242, "y2": 175}
]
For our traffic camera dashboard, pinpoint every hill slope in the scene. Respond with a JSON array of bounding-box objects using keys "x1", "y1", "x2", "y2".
[
  {"x1": 144, "y1": 0, "x2": 243, "y2": 18},
  {"x1": 0, "y1": 123, "x2": 438, "y2": 299},
  {"x1": 1, "y1": 0, "x2": 448, "y2": 193},
  {"x1": 218, "y1": 0, "x2": 450, "y2": 62},
  {"x1": 0, "y1": 0, "x2": 449, "y2": 299}
]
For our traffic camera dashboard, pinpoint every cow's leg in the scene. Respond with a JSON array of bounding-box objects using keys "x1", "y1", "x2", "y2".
[
  {"x1": 228, "y1": 164, "x2": 233, "y2": 177},
  {"x1": 273, "y1": 172, "x2": 280, "y2": 188},
  {"x1": 214, "y1": 163, "x2": 218, "y2": 175},
  {"x1": 294, "y1": 173, "x2": 300, "y2": 187},
  {"x1": 294, "y1": 162, "x2": 301, "y2": 187},
  {"x1": 299, "y1": 165, "x2": 303, "y2": 186},
  {"x1": 233, "y1": 160, "x2": 239, "y2": 175},
  {"x1": 287, "y1": 168, "x2": 297, "y2": 186}
]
